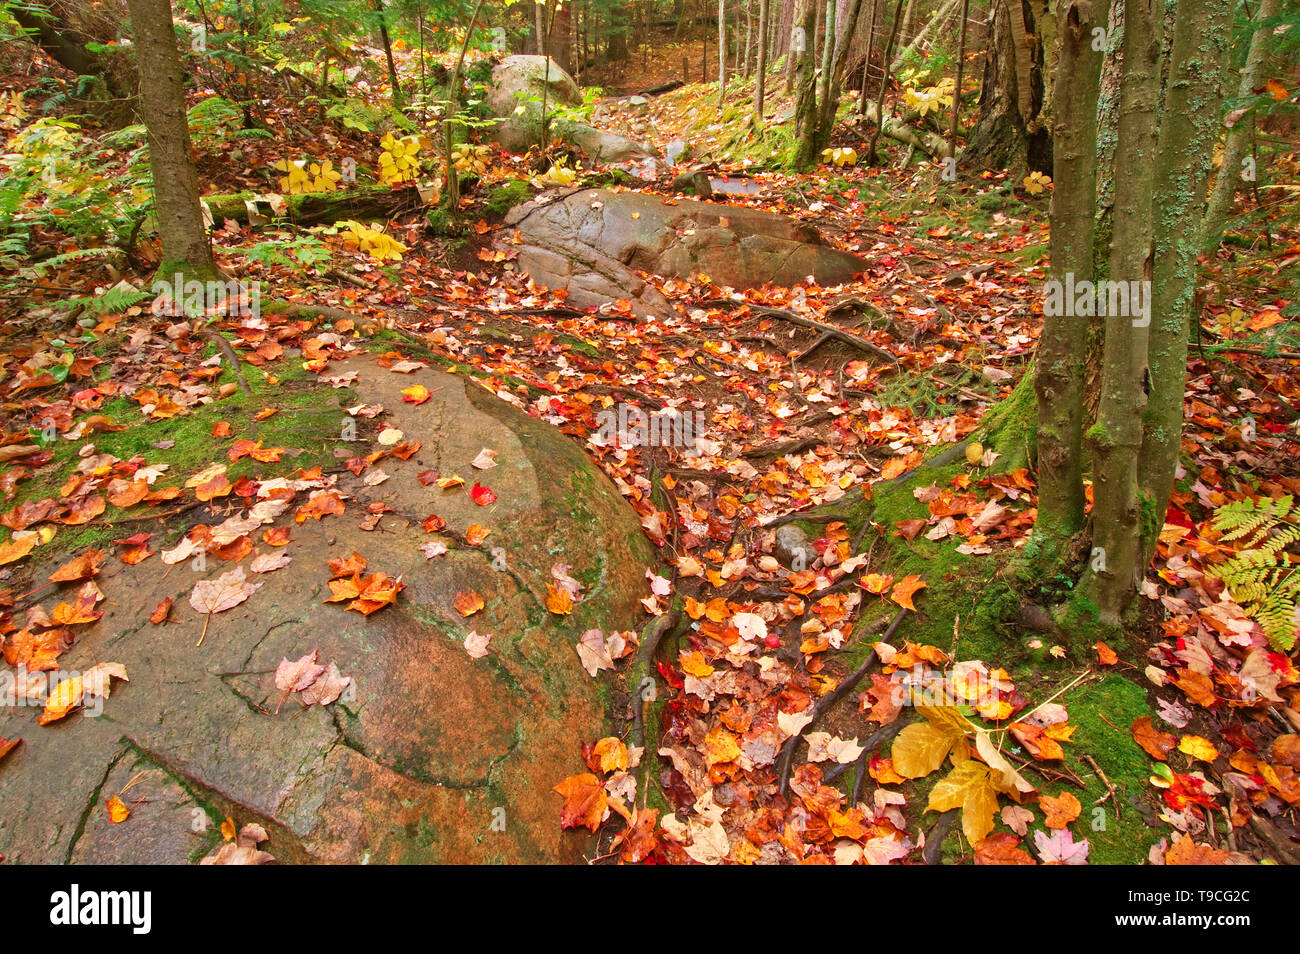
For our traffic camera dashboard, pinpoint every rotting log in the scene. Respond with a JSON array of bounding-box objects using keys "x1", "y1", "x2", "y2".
[{"x1": 201, "y1": 186, "x2": 422, "y2": 227}]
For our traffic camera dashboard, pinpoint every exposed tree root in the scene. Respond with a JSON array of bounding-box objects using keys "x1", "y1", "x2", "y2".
[{"x1": 777, "y1": 608, "x2": 909, "y2": 796}]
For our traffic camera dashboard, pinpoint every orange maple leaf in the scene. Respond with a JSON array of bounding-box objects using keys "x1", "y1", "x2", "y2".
[{"x1": 552, "y1": 773, "x2": 608, "y2": 832}]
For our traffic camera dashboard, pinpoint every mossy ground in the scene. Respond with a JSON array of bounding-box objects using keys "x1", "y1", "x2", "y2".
[
  {"x1": 814, "y1": 376, "x2": 1160, "y2": 864},
  {"x1": 3, "y1": 339, "x2": 353, "y2": 557}
]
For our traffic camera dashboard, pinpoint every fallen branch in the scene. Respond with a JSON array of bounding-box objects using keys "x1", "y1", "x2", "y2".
[
  {"x1": 922, "y1": 809, "x2": 960, "y2": 864},
  {"x1": 855, "y1": 104, "x2": 950, "y2": 159},
  {"x1": 1084, "y1": 753, "x2": 1121, "y2": 821},
  {"x1": 202, "y1": 185, "x2": 422, "y2": 227},
  {"x1": 200, "y1": 330, "x2": 251, "y2": 396}
]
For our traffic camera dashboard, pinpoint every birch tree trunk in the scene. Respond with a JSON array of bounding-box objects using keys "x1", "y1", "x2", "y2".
[
  {"x1": 755, "y1": 0, "x2": 771, "y2": 119},
  {"x1": 719, "y1": 0, "x2": 728, "y2": 103}
]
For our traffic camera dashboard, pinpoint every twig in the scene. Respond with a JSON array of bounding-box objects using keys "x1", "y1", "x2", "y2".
[
  {"x1": 1084, "y1": 753, "x2": 1121, "y2": 821},
  {"x1": 705, "y1": 298, "x2": 900, "y2": 365}
]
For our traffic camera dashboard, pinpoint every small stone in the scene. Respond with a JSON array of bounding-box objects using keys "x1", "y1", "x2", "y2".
[{"x1": 774, "y1": 525, "x2": 815, "y2": 571}]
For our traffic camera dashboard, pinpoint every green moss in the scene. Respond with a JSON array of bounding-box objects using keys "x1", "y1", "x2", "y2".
[
  {"x1": 1, "y1": 356, "x2": 351, "y2": 554},
  {"x1": 1058, "y1": 674, "x2": 1159, "y2": 865},
  {"x1": 424, "y1": 207, "x2": 460, "y2": 235},
  {"x1": 484, "y1": 180, "x2": 532, "y2": 218}
]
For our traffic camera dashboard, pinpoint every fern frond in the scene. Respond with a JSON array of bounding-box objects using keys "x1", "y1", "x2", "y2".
[{"x1": 1209, "y1": 495, "x2": 1300, "y2": 652}]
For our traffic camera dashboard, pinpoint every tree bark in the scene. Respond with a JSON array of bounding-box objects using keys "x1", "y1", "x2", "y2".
[
  {"x1": 1093, "y1": 0, "x2": 1124, "y2": 274},
  {"x1": 719, "y1": 0, "x2": 728, "y2": 103},
  {"x1": 1138, "y1": 0, "x2": 1231, "y2": 563},
  {"x1": 755, "y1": 0, "x2": 771, "y2": 120},
  {"x1": 866, "y1": 0, "x2": 906, "y2": 162},
  {"x1": 124, "y1": 0, "x2": 215, "y2": 281},
  {"x1": 819, "y1": 0, "x2": 836, "y2": 109},
  {"x1": 1033, "y1": 0, "x2": 1104, "y2": 564},
  {"x1": 961, "y1": 0, "x2": 1051, "y2": 174},
  {"x1": 858, "y1": 0, "x2": 880, "y2": 111},
  {"x1": 373, "y1": 0, "x2": 404, "y2": 108},
  {"x1": 1202, "y1": 0, "x2": 1279, "y2": 243},
  {"x1": 947, "y1": 0, "x2": 971, "y2": 157},
  {"x1": 860, "y1": 100, "x2": 947, "y2": 155},
  {"x1": 1081, "y1": 0, "x2": 1160, "y2": 627}
]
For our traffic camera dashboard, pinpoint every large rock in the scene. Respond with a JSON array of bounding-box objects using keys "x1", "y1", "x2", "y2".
[
  {"x1": 485, "y1": 55, "x2": 583, "y2": 154},
  {"x1": 0, "y1": 354, "x2": 654, "y2": 864},
  {"x1": 502, "y1": 189, "x2": 869, "y2": 315},
  {"x1": 485, "y1": 55, "x2": 667, "y2": 177}
]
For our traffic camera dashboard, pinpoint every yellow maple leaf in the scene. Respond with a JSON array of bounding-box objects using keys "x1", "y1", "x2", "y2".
[
  {"x1": 891, "y1": 706, "x2": 972, "y2": 778},
  {"x1": 928, "y1": 759, "x2": 1000, "y2": 844},
  {"x1": 592, "y1": 736, "x2": 629, "y2": 773}
]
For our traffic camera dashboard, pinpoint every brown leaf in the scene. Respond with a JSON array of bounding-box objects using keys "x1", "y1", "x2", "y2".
[
  {"x1": 975, "y1": 833, "x2": 1036, "y2": 865},
  {"x1": 149, "y1": 597, "x2": 173, "y2": 625},
  {"x1": 553, "y1": 773, "x2": 608, "y2": 832},
  {"x1": 454, "y1": 590, "x2": 485, "y2": 617},
  {"x1": 1131, "y1": 716, "x2": 1177, "y2": 761},
  {"x1": 49, "y1": 549, "x2": 106, "y2": 582}
]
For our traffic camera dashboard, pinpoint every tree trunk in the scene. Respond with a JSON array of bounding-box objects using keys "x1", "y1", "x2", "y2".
[
  {"x1": 1202, "y1": 0, "x2": 1279, "y2": 243},
  {"x1": 549, "y1": 2, "x2": 573, "y2": 73},
  {"x1": 719, "y1": 0, "x2": 728, "y2": 103},
  {"x1": 860, "y1": 100, "x2": 947, "y2": 154},
  {"x1": 858, "y1": 0, "x2": 880, "y2": 111},
  {"x1": 124, "y1": 0, "x2": 215, "y2": 282},
  {"x1": 1138, "y1": 0, "x2": 1231, "y2": 563},
  {"x1": 444, "y1": 0, "x2": 487, "y2": 210},
  {"x1": 794, "y1": 0, "x2": 868, "y2": 167},
  {"x1": 1080, "y1": 0, "x2": 1160, "y2": 627},
  {"x1": 819, "y1": 0, "x2": 836, "y2": 109},
  {"x1": 890, "y1": 0, "x2": 961, "y2": 75},
  {"x1": 866, "y1": 0, "x2": 906, "y2": 162},
  {"x1": 373, "y1": 0, "x2": 404, "y2": 108},
  {"x1": 1093, "y1": 0, "x2": 1124, "y2": 274},
  {"x1": 947, "y1": 0, "x2": 971, "y2": 158},
  {"x1": 755, "y1": 0, "x2": 771, "y2": 119},
  {"x1": 1033, "y1": 0, "x2": 1104, "y2": 564},
  {"x1": 961, "y1": 0, "x2": 1051, "y2": 174}
]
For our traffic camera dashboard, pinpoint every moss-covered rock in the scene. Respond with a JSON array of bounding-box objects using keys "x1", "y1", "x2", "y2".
[{"x1": 0, "y1": 354, "x2": 654, "y2": 864}]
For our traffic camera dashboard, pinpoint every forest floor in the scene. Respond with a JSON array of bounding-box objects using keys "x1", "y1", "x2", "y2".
[{"x1": 2, "y1": 45, "x2": 1299, "y2": 865}]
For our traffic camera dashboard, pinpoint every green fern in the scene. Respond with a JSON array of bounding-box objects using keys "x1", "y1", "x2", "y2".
[
  {"x1": 25, "y1": 246, "x2": 123, "y2": 276},
  {"x1": 1210, "y1": 495, "x2": 1300, "y2": 651}
]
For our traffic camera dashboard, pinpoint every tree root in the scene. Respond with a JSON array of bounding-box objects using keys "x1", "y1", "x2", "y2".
[
  {"x1": 777, "y1": 608, "x2": 909, "y2": 796},
  {"x1": 200, "y1": 330, "x2": 251, "y2": 396},
  {"x1": 922, "y1": 809, "x2": 960, "y2": 864}
]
